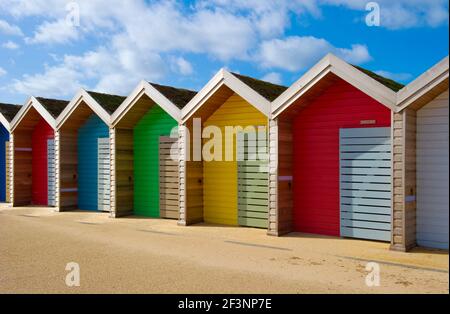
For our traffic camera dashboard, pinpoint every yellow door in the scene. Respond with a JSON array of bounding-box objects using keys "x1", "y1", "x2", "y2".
[{"x1": 203, "y1": 94, "x2": 267, "y2": 225}]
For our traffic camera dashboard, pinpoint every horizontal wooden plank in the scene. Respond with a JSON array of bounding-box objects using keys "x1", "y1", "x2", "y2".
[
  {"x1": 341, "y1": 212, "x2": 391, "y2": 223},
  {"x1": 340, "y1": 152, "x2": 391, "y2": 160},
  {"x1": 340, "y1": 182, "x2": 391, "y2": 191},
  {"x1": 340, "y1": 190, "x2": 391, "y2": 199},
  {"x1": 340, "y1": 175, "x2": 391, "y2": 183},
  {"x1": 340, "y1": 127, "x2": 390, "y2": 138},
  {"x1": 341, "y1": 227, "x2": 390, "y2": 242},
  {"x1": 341, "y1": 197, "x2": 391, "y2": 207}
]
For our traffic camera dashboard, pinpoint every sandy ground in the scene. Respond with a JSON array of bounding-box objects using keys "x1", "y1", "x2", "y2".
[{"x1": 0, "y1": 204, "x2": 448, "y2": 294}]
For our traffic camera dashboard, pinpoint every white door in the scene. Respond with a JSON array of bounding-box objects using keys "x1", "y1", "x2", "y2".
[
  {"x1": 417, "y1": 90, "x2": 449, "y2": 249},
  {"x1": 47, "y1": 139, "x2": 56, "y2": 206},
  {"x1": 98, "y1": 138, "x2": 110, "y2": 212}
]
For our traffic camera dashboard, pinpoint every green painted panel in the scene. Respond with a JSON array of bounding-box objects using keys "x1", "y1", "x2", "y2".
[{"x1": 134, "y1": 106, "x2": 177, "y2": 217}]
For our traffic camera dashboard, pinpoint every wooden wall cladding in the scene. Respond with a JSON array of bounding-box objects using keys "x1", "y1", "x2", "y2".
[{"x1": 159, "y1": 136, "x2": 179, "y2": 219}]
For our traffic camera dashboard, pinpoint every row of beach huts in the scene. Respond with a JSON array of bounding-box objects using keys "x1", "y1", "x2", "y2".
[{"x1": 0, "y1": 54, "x2": 448, "y2": 251}]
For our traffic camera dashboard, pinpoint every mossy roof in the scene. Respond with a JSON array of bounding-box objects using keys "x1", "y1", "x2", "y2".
[
  {"x1": 149, "y1": 83, "x2": 197, "y2": 109},
  {"x1": 36, "y1": 97, "x2": 70, "y2": 119},
  {"x1": 0, "y1": 103, "x2": 21, "y2": 122},
  {"x1": 87, "y1": 91, "x2": 127, "y2": 115},
  {"x1": 231, "y1": 73, "x2": 288, "y2": 102},
  {"x1": 353, "y1": 65, "x2": 405, "y2": 92}
]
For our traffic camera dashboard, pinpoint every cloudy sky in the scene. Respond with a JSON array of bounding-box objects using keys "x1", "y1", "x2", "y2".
[{"x1": 0, "y1": 0, "x2": 448, "y2": 104}]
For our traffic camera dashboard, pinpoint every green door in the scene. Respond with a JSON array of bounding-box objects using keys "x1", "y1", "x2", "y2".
[{"x1": 134, "y1": 105, "x2": 178, "y2": 217}]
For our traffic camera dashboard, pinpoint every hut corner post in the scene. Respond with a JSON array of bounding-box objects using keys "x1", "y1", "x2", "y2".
[
  {"x1": 109, "y1": 127, "x2": 116, "y2": 218},
  {"x1": 268, "y1": 119, "x2": 279, "y2": 235},
  {"x1": 391, "y1": 110, "x2": 417, "y2": 252},
  {"x1": 9, "y1": 133, "x2": 14, "y2": 206},
  {"x1": 178, "y1": 124, "x2": 187, "y2": 226},
  {"x1": 54, "y1": 130, "x2": 60, "y2": 211}
]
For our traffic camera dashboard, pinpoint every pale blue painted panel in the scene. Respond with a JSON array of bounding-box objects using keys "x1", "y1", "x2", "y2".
[
  {"x1": 340, "y1": 127, "x2": 390, "y2": 138},
  {"x1": 340, "y1": 144, "x2": 391, "y2": 152},
  {"x1": 341, "y1": 227, "x2": 391, "y2": 241},
  {"x1": 339, "y1": 127, "x2": 392, "y2": 242},
  {"x1": 340, "y1": 182, "x2": 391, "y2": 191},
  {"x1": 341, "y1": 212, "x2": 391, "y2": 222},
  {"x1": 341, "y1": 175, "x2": 391, "y2": 183}
]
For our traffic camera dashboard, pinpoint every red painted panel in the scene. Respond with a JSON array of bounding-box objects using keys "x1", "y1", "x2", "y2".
[
  {"x1": 32, "y1": 118, "x2": 53, "y2": 205},
  {"x1": 292, "y1": 80, "x2": 391, "y2": 236}
]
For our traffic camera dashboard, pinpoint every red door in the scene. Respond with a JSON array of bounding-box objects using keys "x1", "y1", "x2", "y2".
[
  {"x1": 292, "y1": 79, "x2": 391, "y2": 236},
  {"x1": 32, "y1": 118, "x2": 54, "y2": 205}
]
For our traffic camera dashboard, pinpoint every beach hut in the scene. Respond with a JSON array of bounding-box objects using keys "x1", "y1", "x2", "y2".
[
  {"x1": 109, "y1": 81, "x2": 197, "y2": 218},
  {"x1": 56, "y1": 90, "x2": 125, "y2": 212},
  {"x1": 180, "y1": 69, "x2": 286, "y2": 228},
  {"x1": 270, "y1": 54, "x2": 401, "y2": 242},
  {"x1": 9, "y1": 97, "x2": 69, "y2": 207},
  {"x1": 393, "y1": 56, "x2": 449, "y2": 251},
  {"x1": 0, "y1": 103, "x2": 21, "y2": 202}
]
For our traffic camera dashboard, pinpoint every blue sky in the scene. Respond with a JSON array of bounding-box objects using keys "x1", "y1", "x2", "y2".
[{"x1": 0, "y1": 0, "x2": 448, "y2": 104}]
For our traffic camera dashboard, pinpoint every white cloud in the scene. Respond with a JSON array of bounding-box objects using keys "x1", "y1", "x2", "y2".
[
  {"x1": 170, "y1": 57, "x2": 194, "y2": 76},
  {"x1": 261, "y1": 72, "x2": 283, "y2": 85},
  {"x1": 375, "y1": 70, "x2": 413, "y2": 82},
  {"x1": 2, "y1": 0, "x2": 446, "y2": 100},
  {"x1": 25, "y1": 19, "x2": 80, "y2": 44},
  {"x1": 259, "y1": 36, "x2": 371, "y2": 72},
  {"x1": 0, "y1": 67, "x2": 7, "y2": 77},
  {"x1": 0, "y1": 19, "x2": 23, "y2": 36},
  {"x1": 2, "y1": 40, "x2": 19, "y2": 49}
]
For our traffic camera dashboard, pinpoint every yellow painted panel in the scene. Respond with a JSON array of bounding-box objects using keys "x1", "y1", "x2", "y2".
[{"x1": 203, "y1": 94, "x2": 267, "y2": 226}]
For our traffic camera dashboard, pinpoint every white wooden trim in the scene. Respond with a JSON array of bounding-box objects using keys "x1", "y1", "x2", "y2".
[
  {"x1": 271, "y1": 53, "x2": 398, "y2": 118},
  {"x1": 397, "y1": 56, "x2": 449, "y2": 111},
  {"x1": 111, "y1": 80, "x2": 182, "y2": 126},
  {"x1": 181, "y1": 69, "x2": 271, "y2": 123},
  {"x1": 0, "y1": 114, "x2": 10, "y2": 131},
  {"x1": 10, "y1": 96, "x2": 57, "y2": 132},
  {"x1": 56, "y1": 89, "x2": 112, "y2": 130}
]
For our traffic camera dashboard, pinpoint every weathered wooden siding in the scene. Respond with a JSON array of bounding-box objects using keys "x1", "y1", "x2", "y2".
[
  {"x1": 12, "y1": 130, "x2": 32, "y2": 206},
  {"x1": 159, "y1": 136, "x2": 179, "y2": 219},
  {"x1": 5, "y1": 141, "x2": 11, "y2": 203},
  {"x1": 112, "y1": 128, "x2": 133, "y2": 217},
  {"x1": 268, "y1": 119, "x2": 294, "y2": 235},
  {"x1": 391, "y1": 108, "x2": 417, "y2": 251},
  {"x1": 58, "y1": 130, "x2": 78, "y2": 210}
]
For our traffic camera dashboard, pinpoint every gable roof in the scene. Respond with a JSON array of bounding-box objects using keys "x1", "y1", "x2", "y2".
[
  {"x1": 86, "y1": 91, "x2": 126, "y2": 115},
  {"x1": 230, "y1": 73, "x2": 288, "y2": 102},
  {"x1": 0, "y1": 103, "x2": 21, "y2": 131},
  {"x1": 182, "y1": 69, "x2": 278, "y2": 122},
  {"x1": 272, "y1": 53, "x2": 399, "y2": 118},
  {"x1": 150, "y1": 83, "x2": 197, "y2": 109},
  {"x1": 10, "y1": 96, "x2": 69, "y2": 132},
  {"x1": 0, "y1": 102, "x2": 21, "y2": 122},
  {"x1": 396, "y1": 56, "x2": 449, "y2": 111},
  {"x1": 35, "y1": 97, "x2": 70, "y2": 119},
  {"x1": 111, "y1": 81, "x2": 197, "y2": 126},
  {"x1": 57, "y1": 89, "x2": 125, "y2": 129}
]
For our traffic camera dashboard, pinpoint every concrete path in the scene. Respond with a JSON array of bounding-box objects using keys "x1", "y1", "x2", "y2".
[{"x1": 0, "y1": 205, "x2": 448, "y2": 293}]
